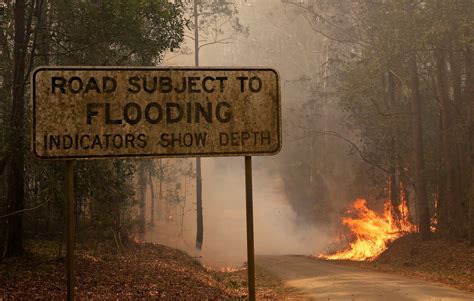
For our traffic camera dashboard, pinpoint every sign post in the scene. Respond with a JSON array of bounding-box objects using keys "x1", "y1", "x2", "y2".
[
  {"x1": 65, "y1": 160, "x2": 75, "y2": 301},
  {"x1": 245, "y1": 156, "x2": 256, "y2": 300},
  {"x1": 32, "y1": 67, "x2": 281, "y2": 300}
]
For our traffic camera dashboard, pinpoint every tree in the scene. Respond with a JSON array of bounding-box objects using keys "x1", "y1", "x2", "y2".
[
  {"x1": 4, "y1": 0, "x2": 28, "y2": 257},
  {"x1": 282, "y1": 0, "x2": 473, "y2": 241},
  {"x1": 184, "y1": 0, "x2": 247, "y2": 250},
  {"x1": 0, "y1": 0, "x2": 186, "y2": 257}
]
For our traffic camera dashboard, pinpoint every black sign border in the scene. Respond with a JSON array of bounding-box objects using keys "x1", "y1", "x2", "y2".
[{"x1": 32, "y1": 66, "x2": 282, "y2": 160}]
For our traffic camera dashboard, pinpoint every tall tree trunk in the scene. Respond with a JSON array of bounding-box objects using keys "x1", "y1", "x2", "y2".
[
  {"x1": 446, "y1": 37, "x2": 469, "y2": 239},
  {"x1": 149, "y1": 171, "x2": 155, "y2": 227},
  {"x1": 159, "y1": 176, "x2": 163, "y2": 221},
  {"x1": 436, "y1": 46, "x2": 458, "y2": 238},
  {"x1": 466, "y1": 37, "x2": 474, "y2": 246},
  {"x1": 194, "y1": 0, "x2": 203, "y2": 250},
  {"x1": 387, "y1": 73, "x2": 402, "y2": 223},
  {"x1": 195, "y1": 158, "x2": 203, "y2": 249},
  {"x1": 408, "y1": 51, "x2": 431, "y2": 240},
  {"x1": 138, "y1": 165, "x2": 147, "y2": 240},
  {"x1": 157, "y1": 159, "x2": 163, "y2": 221},
  {"x1": 180, "y1": 176, "x2": 187, "y2": 238},
  {"x1": 389, "y1": 166, "x2": 401, "y2": 224},
  {"x1": 437, "y1": 107, "x2": 448, "y2": 235},
  {"x1": 3, "y1": 0, "x2": 27, "y2": 258},
  {"x1": 37, "y1": 0, "x2": 49, "y2": 65}
]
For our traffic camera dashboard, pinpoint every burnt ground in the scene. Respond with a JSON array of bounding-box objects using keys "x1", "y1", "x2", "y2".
[
  {"x1": 0, "y1": 241, "x2": 300, "y2": 300},
  {"x1": 341, "y1": 233, "x2": 474, "y2": 292}
]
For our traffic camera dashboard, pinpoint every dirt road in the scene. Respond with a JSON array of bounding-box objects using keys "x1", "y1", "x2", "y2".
[{"x1": 257, "y1": 255, "x2": 474, "y2": 300}]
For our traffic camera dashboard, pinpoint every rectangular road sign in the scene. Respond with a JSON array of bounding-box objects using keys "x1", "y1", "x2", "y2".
[{"x1": 32, "y1": 67, "x2": 281, "y2": 159}]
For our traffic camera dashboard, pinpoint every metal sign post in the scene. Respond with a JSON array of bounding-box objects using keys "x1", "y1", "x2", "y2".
[
  {"x1": 65, "y1": 160, "x2": 75, "y2": 301},
  {"x1": 245, "y1": 156, "x2": 256, "y2": 301}
]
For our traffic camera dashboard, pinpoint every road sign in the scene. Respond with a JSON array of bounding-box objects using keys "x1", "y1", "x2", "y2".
[{"x1": 32, "y1": 67, "x2": 281, "y2": 159}]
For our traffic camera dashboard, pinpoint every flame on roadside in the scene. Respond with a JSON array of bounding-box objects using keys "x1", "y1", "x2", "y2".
[
  {"x1": 219, "y1": 266, "x2": 246, "y2": 273},
  {"x1": 204, "y1": 265, "x2": 246, "y2": 273},
  {"x1": 319, "y1": 197, "x2": 416, "y2": 261},
  {"x1": 131, "y1": 236, "x2": 146, "y2": 244}
]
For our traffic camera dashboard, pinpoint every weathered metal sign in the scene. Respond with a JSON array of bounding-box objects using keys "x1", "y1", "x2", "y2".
[{"x1": 32, "y1": 67, "x2": 281, "y2": 159}]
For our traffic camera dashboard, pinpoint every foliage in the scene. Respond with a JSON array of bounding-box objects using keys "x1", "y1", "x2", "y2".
[
  {"x1": 0, "y1": 0, "x2": 186, "y2": 254},
  {"x1": 283, "y1": 0, "x2": 474, "y2": 241}
]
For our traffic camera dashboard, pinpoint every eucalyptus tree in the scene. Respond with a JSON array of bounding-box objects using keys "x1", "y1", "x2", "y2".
[
  {"x1": 183, "y1": 0, "x2": 248, "y2": 250},
  {"x1": 282, "y1": 0, "x2": 474, "y2": 241},
  {"x1": 1, "y1": 0, "x2": 186, "y2": 257}
]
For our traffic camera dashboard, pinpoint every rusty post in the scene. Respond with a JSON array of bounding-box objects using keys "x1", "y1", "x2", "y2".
[
  {"x1": 245, "y1": 156, "x2": 256, "y2": 301},
  {"x1": 65, "y1": 160, "x2": 75, "y2": 301}
]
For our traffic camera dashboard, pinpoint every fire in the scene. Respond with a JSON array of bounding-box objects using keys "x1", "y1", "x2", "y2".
[
  {"x1": 319, "y1": 197, "x2": 415, "y2": 261},
  {"x1": 131, "y1": 236, "x2": 146, "y2": 244},
  {"x1": 430, "y1": 198, "x2": 438, "y2": 232},
  {"x1": 219, "y1": 266, "x2": 246, "y2": 273},
  {"x1": 398, "y1": 188, "x2": 417, "y2": 233},
  {"x1": 204, "y1": 265, "x2": 246, "y2": 273}
]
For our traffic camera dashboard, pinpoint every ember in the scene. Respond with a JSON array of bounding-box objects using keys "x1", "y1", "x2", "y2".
[{"x1": 204, "y1": 265, "x2": 246, "y2": 273}]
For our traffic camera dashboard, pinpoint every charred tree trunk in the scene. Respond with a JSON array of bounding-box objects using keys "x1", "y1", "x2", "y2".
[
  {"x1": 465, "y1": 33, "x2": 474, "y2": 246},
  {"x1": 442, "y1": 36, "x2": 469, "y2": 239},
  {"x1": 387, "y1": 73, "x2": 402, "y2": 223},
  {"x1": 448, "y1": 7, "x2": 470, "y2": 238},
  {"x1": 408, "y1": 51, "x2": 431, "y2": 240},
  {"x1": 389, "y1": 166, "x2": 401, "y2": 224},
  {"x1": 436, "y1": 46, "x2": 457, "y2": 238},
  {"x1": 3, "y1": 0, "x2": 27, "y2": 258}
]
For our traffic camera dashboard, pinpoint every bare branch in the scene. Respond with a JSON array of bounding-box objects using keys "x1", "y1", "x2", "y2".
[
  {"x1": 0, "y1": 189, "x2": 50, "y2": 219},
  {"x1": 314, "y1": 130, "x2": 390, "y2": 174},
  {"x1": 197, "y1": 37, "x2": 233, "y2": 51},
  {"x1": 284, "y1": 1, "x2": 368, "y2": 47}
]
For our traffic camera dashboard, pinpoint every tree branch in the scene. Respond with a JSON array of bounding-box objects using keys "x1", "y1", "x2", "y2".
[
  {"x1": 198, "y1": 37, "x2": 233, "y2": 51},
  {"x1": 0, "y1": 196, "x2": 50, "y2": 219},
  {"x1": 313, "y1": 130, "x2": 390, "y2": 174}
]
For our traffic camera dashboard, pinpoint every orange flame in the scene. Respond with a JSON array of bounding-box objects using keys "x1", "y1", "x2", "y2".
[
  {"x1": 319, "y1": 197, "x2": 415, "y2": 261},
  {"x1": 131, "y1": 236, "x2": 146, "y2": 245},
  {"x1": 430, "y1": 198, "x2": 438, "y2": 232},
  {"x1": 204, "y1": 265, "x2": 245, "y2": 273}
]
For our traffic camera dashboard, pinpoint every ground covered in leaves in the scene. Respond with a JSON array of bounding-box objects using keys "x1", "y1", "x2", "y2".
[
  {"x1": 341, "y1": 234, "x2": 474, "y2": 292},
  {"x1": 208, "y1": 267, "x2": 304, "y2": 301},
  {"x1": 0, "y1": 241, "x2": 298, "y2": 300}
]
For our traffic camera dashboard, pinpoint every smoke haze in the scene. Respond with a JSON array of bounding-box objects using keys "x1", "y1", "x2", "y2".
[{"x1": 146, "y1": 0, "x2": 356, "y2": 267}]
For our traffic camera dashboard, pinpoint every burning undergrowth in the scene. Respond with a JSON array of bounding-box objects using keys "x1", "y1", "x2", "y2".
[
  {"x1": 319, "y1": 196, "x2": 416, "y2": 261},
  {"x1": 204, "y1": 265, "x2": 247, "y2": 273}
]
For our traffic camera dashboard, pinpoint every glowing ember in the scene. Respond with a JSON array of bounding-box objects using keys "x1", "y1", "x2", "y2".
[
  {"x1": 204, "y1": 265, "x2": 246, "y2": 273},
  {"x1": 430, "y1": 198, "x2": 438, "y2": 233},
  {"x1": 398, "y1": 188, "x2": 417, "y2": 233},
  {"x1": 219, "y1": 266, "x2": 246, "y2": 273},
  {"x1": 131, "y1": 236, "x2": 146, "y2": 244},
  {"x1": 319, "y1": 198, "x2": 415, "y2": 261}
]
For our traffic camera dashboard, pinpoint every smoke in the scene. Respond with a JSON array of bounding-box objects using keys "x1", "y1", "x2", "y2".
[
  {"x1": 147, "y1": 156, "x2": 331, "y2": 267},
  {"x1": 145, "y1": 0, "x2": 360, "y2": 267}
]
